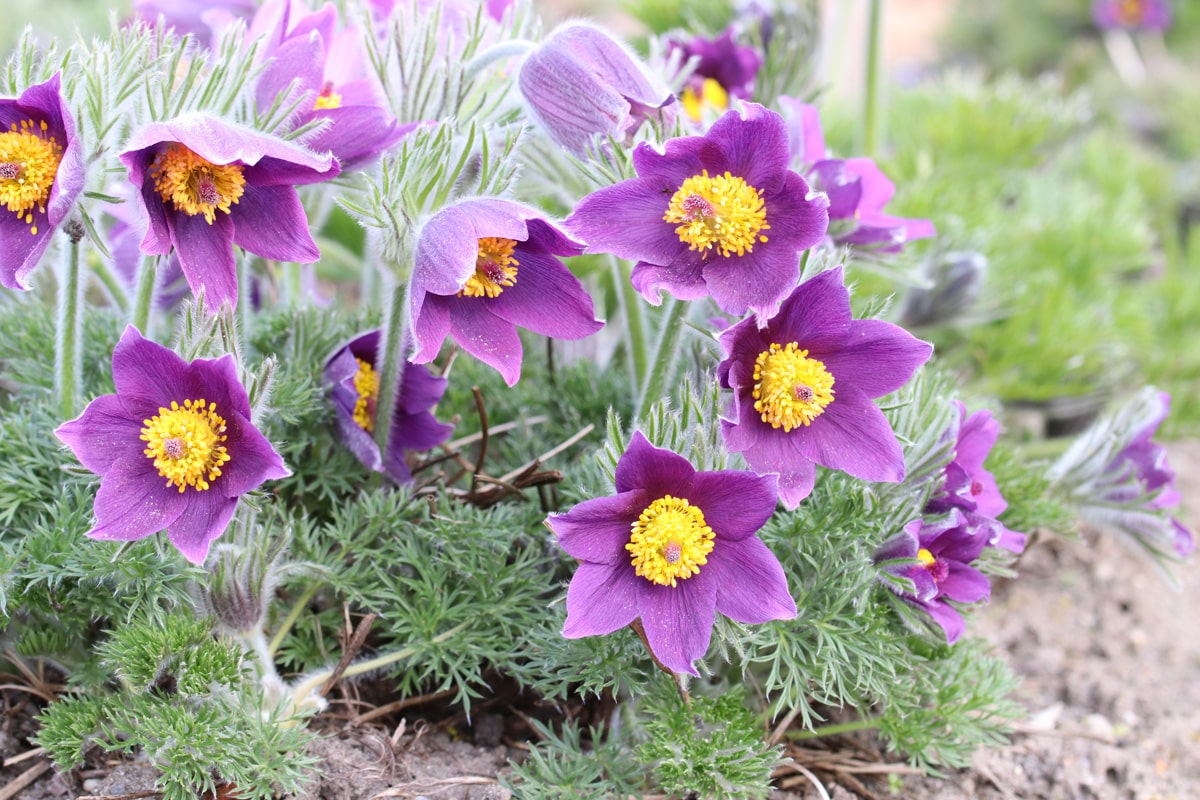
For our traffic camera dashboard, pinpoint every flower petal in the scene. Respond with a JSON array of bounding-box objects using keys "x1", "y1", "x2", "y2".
[
  {"x1": 614, "y1": 431, "x2": 696, "y2": 495},
  {"x1": 700, "y1": 240, "x2": 799, "y2": 318},
  {"x1": 168, "y1": 491, "x2": 240, "y2": 564},
  {"x1": 231, "y1": 183, "x2": 321, "y2": 264},
  {"x1": 817, "y1": 319, "x2": 932, "y2": 399},
  {"x1": 685, "y1": 469, "x2": 777, "y2": 541},
  {"x1": 89, "y1": 460, "x2": 188, "y2": 543},
  {"x1": 170, "y1": 209, "x2": 239, "y2": 309},
  {"x1": 707, "y1": 536, "x2": 796, "y2": 623},
  {"x1": 55, "y1": 395, "x2": 146, "y2": 476},
  {"x1": 486, "y1": 243, "x2": 603, "y2": 340},
  {"x1": 938, "y1": 562, "x2": 990, "y2": 604},
  {"x1": 446, "y1": 300, "x2": 524, "y2": 386},
  {"x1": 562, "y1": 561, "x2": 641, "y2": 637},
  {"x1": 548, "y1": 489, "x2": 648, "y2": 565},
  {"x1": 798, "y1": 389, "x2": 906, "y2": 483},
  {"x1": 637, "y1": 576, "x2": 717, "y2": 675}
]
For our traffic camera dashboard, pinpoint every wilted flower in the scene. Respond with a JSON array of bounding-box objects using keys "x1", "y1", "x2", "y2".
[
  {"x1": 518, "y1": 23, "x2": 675, "y2": 155},
  {"x1": 410, "y1": 197, "x2": 603, "y2": 386},
  {"x1": 873, "y1": 511, "x2": 991, "y2": 644},
  {"x1": 54, "y1": 326, "x2": 290, "y2": 564},
  {"x1": 926, "y1": 401, "x2": 1026, "y2": 553},
  {"x1": 1093, "y1": 0, "x2": 1171, "y2": 31},
  {"x1": 547, "y1": 431, "x2": 796, "y2": 675},
  {"x1": 717, "y1": 266, "x2": 933, "y2": 508},
  {"x1": 667, "y1": 27, "x2": 762, "y2": 122},
  {"x1": 120, "y1": 114, "x2": 339, "y2": 309},
  {"x1": 0, "y1": 72, "x2": 85, "y2": 290},
  {"x1": 324, "y1": 330, "x2": 454, "y2": 485},
  {"x1": 568, "y1": 103, "x2": 829, "y2": 319}
]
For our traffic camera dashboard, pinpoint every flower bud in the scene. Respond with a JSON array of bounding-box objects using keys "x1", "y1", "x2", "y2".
[
  {"x1": 901, "y1": 250, "x2": 986, "y2": 328},
  {"x1": 518, "y1": 23, "x2": 675, "y2": 155}
]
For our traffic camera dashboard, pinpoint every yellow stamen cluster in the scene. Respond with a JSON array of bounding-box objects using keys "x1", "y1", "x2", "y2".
[
  {"x1": 679, "y1": 77, "x2": 730, "y2": 122},
  {"x1": 0, "y1": 119, "x2": 62, "y2": 236},
  {"x1": 313, "y1": 89, "x2": 343, "y2": 110},
  {"x1": 140, "y1": 399, "x2": 231, "y2": 493},
  {"x1": 626, "y1": 495, "x2": 715, "y2": 587},
  {"x1": 352, "y1": 357, "x2": 380, "y2": 432},
  {"x1": 1118, "y1": 0, "x2": 1149, "y2": 24},
  {"x1": 917, "y1": 548, "x2": 936, "y2": 566},
  {"x1": 752, "y1": 342, "x2": 836, "y2": 432},
  {"x1": 150, "y1": 143, "x2": 246, "y2": 224},
  {"x1": 664, "y1": 169, "x2": 769, "y2": 258},
  {"x1": 459, "y1": 237, "x2": 519, "y2": 298}
]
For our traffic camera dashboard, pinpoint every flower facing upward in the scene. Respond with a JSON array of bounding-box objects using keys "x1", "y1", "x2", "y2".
[
  {"x1": 873, "y1": 511, "x2": 991, "y2": 644},
  {"x1": 410, "y1": 198, "x2": 604, "y2": 386},
  {"x1": 324, "y1": 330, "x2": 454, "y2": 485},
  {"x1": 667, "y1": 27, "x2": 762, "y2": 122},
  {"x1": 54, "y1": 327, "x2": 290, "y2": 564},
  {"x1": 547, "y1": 432, "x2": 796, "y2": 675},
  {"x1": 1093, "y1": 0, "x2": 1171, "y2": 31},
  {"x1": 0, "y1": 73, "x2": 84, "y2": 290},
  {"x1": 120, "y1": 114, "x2": 339, "y2": 309},
  {"x1": 717, "y1": 266, "x2": 933, "y2": 508},
  {"x1": 568, "y1": 103, "x2": 829, "y2": 320}
]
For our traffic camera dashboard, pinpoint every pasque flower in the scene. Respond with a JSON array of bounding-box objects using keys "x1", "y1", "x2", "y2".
[
  {"x1": 324, "y1": 330, "x2": 454, "y2": 485},
  {"x1": 568, "y1": 103, "x2": 829, "y2": 319},
  {"x1": 717, "y1": 266, "x2": 933, "y2": 508},
  {"x1": 410, "y1": 198, "x2": 603, "y2": 386},
  {"x1": 1093, "y1": 0, "x2": 1171, "y2": 31},
  {"x1": 119, "y1": 114, "x2": 339, "y2": 309},
  {"x1": 54, "y1": 327, "x2": 290, "y2": 564},
  {"x1": 667, "y1": 27, "x2": 762, "y2": 122},
  {"x1": 0, "y1": 72, "x2": 85, "y2": 290},
  {"x1": 518, "y1": 23, "x2": 675, "y2": 156},
  {"x1": 547, "y1": 431, "x2": 796, "y2": 676},
  {"x1": 873, "y1": 511, "x2": 991, "y2": 644},
  {"x1": 134, "y1": 0, "x2": 257, "y2": 45}
]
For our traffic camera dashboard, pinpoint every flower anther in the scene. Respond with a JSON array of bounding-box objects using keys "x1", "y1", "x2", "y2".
[
  {"x1": 150, "y1": 143, "x2": 246, "y2": 224},
  {"x1": 752, "y1": 342, "x2": 836, "y2": 432},
  {"x1": 313, "y1": 82, "x2": 342, "y2": 110},
  {"x1": 664, "y1": 169, "x2": 769, "y2": 258},
  {"x1": 680, "y1": 77, "x2": 729, "y2": 122},
  {"x1": 460, "y1": 237, "x2": 520, "y2": 298},
  {"x1": 626, "y1": 494, "x2": 715, "y2": 587},
  {"x1": 917, "y1": 547, "x2": 949, "y2": 583},
  {"x1": 352, "y1": 357, "x2": 379, "y2": 432},
  {"x1": 0, "y1": 119, "x2": 63, "y2": 235},
  {"x1": 141, "y1": 398, "x2": 231, "y2": 493}
]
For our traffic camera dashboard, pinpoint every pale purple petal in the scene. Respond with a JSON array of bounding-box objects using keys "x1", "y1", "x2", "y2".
[
  {"x1": 54, "y1": 396, "x2": 147, "y2": 475},
  {"x1": 701, "y1": 239, "x2": 799, "y2": 317},
  {"x1": 170, "y1": 211, "x2": 239, "y2": 309},
  {"x1": 563, "y1": 562, "x2": 641, "y2": 637},
  {"x1": 486, "y1": 245, "x2": 603, "y2": 340},
  {"x1": 706, "y1": 537, "x2": 796, "y2": 623},
  {"x1": 568, "y1": 178, "x2": 684, "y2": 266},
  {"x1": 637, "y1": 577, "x2": 717, "y2": 675},
  {"x1": 768, "y1": 266, "x2": 853, "y2": 354},
  {"x1": 446, "y1": 300, "x2": 525, "y2": 386},
  {"x1": 168, "y1": 492, "x2": 239, "y2": 564},
  {"x1": 89, "y1": 460, "x2": 188, "y2": 543},
  {"x1": 549, "y1": 490, "x2": 648, "y2": 565},
  {"x1": 614, "y1": 431, "x2": 695, "y2": 495}
]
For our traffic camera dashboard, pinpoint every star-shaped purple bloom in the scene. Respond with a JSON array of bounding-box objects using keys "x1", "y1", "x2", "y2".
[
  {"x1": 324, "y1": 329, "x2": 454, "y2": 485},
  {"x1": 717, "y1": 266, "x2": 933, "y2": 508},
  {"x1": 1, "y1": 72, "x2": 85, "y2": 290},
  {"x1": 119, "y1": 114, "x2": 340, "y2": 310},
  {"x1": 567, "y1": 103, "x2": 829, "y2": 320},
  {"x1": 410, "y1": 197, "x2": 604, "y2": 386},
  {"x1": 809, "y1": 157, "x2": 935, "y2": 253},
  {"x1": 55, "y1": 326, "x2": 290, "y2": 564},
  {"x1": 873, "y1": 511, "x2": 991, "y2": 644},
  {"x1": 547, "y1": 431, "x2": 796, "y2": 676}
]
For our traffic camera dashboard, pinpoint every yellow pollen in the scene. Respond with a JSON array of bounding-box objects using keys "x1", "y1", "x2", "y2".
[
  {"x1": 0, "y1": 119, "x2": 63, "y2": 235},
  {"x1": 626, "y1": 494, "x2": 716, "y2": 588},
  {"x1": 352, "y1": 357, "x2": 379, "y2": 432},
  {"x1": 313, "y1": 82, "x2": 342, "y2": 110},
  {"x1": 680, "y1": 77, "x2": 730, "y2": 122},
  {"x1": 140, "y1": 399, "x2": 231, "y2": 493},
  {"x1": 917, "y1": 548, "x2": 936, "y2": 566},
  {"x1": 1118, "y1": 0, "x2": 1148, "y2": 24},
  {"x1": 459, "y1": 237, "x2": 519, "y2": 298},
  {"x1": 752, "y1": 342, "x2": 836, "y2": 432},
  {"x1": 150, "y1": 143, "x2": 246, "y2": 224},
  {"x1": 664, "y1": 169, "x2": 769, "y2": 258}
]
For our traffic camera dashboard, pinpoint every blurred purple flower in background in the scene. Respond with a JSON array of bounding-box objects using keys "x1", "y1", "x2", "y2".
[
  {"x1": 1093, "y1": 0, "x2": 1172, "y2": 31},
  {"x1": 133, "y1": 0, "x2": 257, "y2": 44},
  {"x1": 547, "y1": 431, "x2": 795, "y2": 676},
  {"x1": 667, "y1": 27, "x2": 761, "y2": 122}
]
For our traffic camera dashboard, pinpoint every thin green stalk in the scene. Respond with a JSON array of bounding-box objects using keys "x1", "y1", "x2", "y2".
[
  {"x1": 862, "y1": 0, "x2": 885, "y2": 156},
  {"x1": 89, "y1": 256, "x2": 129, "y2": 314},
  {"x1": 55, "y1": 229, "x2": 85, "y2": 421},
  {"x1": 130, "y1": 254, "x2": 157, "y2": 333},
  {"x1": 788, "y1": 716, "x2": 880, "y2": 740},
  {"x1": 268, "y1": 583, "x2": 320, "y2": 656},
  {"x1": 635, "y1": 297, "x2": 689, "y2": 421},
  {"x1": 373, "y1": 276, "x2": 408, "y2": 456},
  {"x1": 612, "y1": 257, "x2": 649, "y2": 393}
]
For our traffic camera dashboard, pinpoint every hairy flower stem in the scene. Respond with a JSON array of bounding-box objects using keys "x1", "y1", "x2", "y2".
[
  {"x1": 55, "y1": 228, "x2": 85, "y2": 420},
  {"x1": 268, "y1": 583, "x2": 320, "y2": 656},
  {"x1": 373, "y1": 277, "x2": 409, "y2": 457},
  {"x1": 130, "y1": 255, "x2": 157, "y2": 334},
  {"x1": 862, "y1": 0, "x2": 885, "y2": 156},
  {"x1": 635, "y1": 296, "x2": 688, "y2": 421},
  {"x1": 788, "y1": 716, "x2": 880, "y2": 740}
]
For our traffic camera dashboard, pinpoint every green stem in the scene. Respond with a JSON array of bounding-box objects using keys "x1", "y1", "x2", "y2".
[
  {"x1": 635, "y1": 296, "x2": 689, "y2": 421},
  {"x1": 862, "y1": 0, "x2": 885, "y2": 156},
  {"x1": 788, "y1": 716, "x2": 880, "y2": 741},
  {"x1": 89, "y1": 256, "x2": 129, "y2": 314},
  {"x1": 373, "y1": 276, "x2": 409, "y2": 457},
  {"x1": 55, "y1": 231, "x2": 84, "y2": 421},
  {"x1": 612, "y1": 257, "x2": 649, "y2": 398},
  {"x1": 130, "y1": 254, "x2": 157, "y2": 334},
  {"x1": 268, "y1": 583, "x2": 320, "y2": 657}
]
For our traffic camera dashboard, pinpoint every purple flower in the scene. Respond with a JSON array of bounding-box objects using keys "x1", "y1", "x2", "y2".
[
  {"x1": 926, "y1": 402, "x2": 1026, "y2": 553},
  {"x1": 119, "y1": 114, "x2": 340, "y2": 309},
  {"x1": 410, "y1": 198, "x2": 604, "y2": 386},
  {"x1": 133, "y1": 0, "x2": 258, "y2": 45},
  {"x1": 1093, "y1": 0, "x2": 1171, "y2": 31},
  {"x1": 54, "y1": 327, "x2": 290, "y2": 564},
  {"x1": 567, "y1": 103, "x2": 829, "y2": 319},
  {"x1": 324, "y1": 330, "x2": 454, "y2": 485},
  {"x1": 253, "y1": 1, "x2": 414, "y2": 170},
  {"x1": 1100, "y1": 391, "x2": 1193, "y2": 557},
  {"x1": 518, "y1": 23, "x2": 676, "y2": 156},
  {"x1": 0, "y1": 73, "x2": 85, "y2": 290},
  {"x1": 809, "y1": 157, "x2": 935, "y2": 253},
  {"x1": 717, "y1": 266, "x2": 933, "y2": 508},
  {"x1": 667, "y1": 27, "x2": 762, "y2": 122},
  {"x1": 547, "y1": 431, "x2": 796, "y2": 676},
  {"x1": 874, "y1": 512, "x2": 991, "y2": 643},
  {"x1": 777, "y1": 95, "x2": 826, "y2": 167}
]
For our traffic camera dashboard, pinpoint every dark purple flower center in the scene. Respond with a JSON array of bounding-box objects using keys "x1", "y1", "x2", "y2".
[
  {"x1": 663, "y1": 541, "x2": 683, "y2": 564},
  {"x1": 681, "y1": 193, "x2": 715, "y2": 220},
  {"x1": 314, "y1": 81, "x2": 342, "y2": 110},
  {"x1": 793, "y1": 384, "x2": 815, "y2": 402},
  {"x1": 0, "y1": 162, "x2": 19, "y2": 179},
  {"x1": 162, "y1": 437, "x2": 185, "y2": 459}
]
